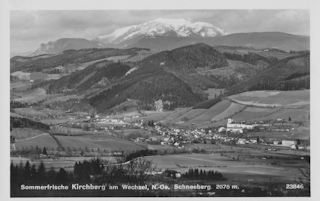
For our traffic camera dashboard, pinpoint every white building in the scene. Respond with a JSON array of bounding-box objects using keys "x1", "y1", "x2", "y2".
[
  {"x1": 226, "y1": 118, "x2": 255, "y2": 133},
  {"x1": 237, "y1": 138, "x2": 246, "y2": 144},
  {"x1": 282, "y1": 140, "x2": 296, "y2": 147}
]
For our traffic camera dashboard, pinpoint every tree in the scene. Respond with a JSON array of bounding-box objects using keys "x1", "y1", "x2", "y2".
[
  {"x1": 67, "y1": 147, "x2": 72, "y2": 155},
  {"x1": 35, "y1": 145, "x2": 40, "y2": 153},
  {"x1": 83, "y1": 123, "x2": 90, "y2": 131},
  {"x1": 42, "y1": 147, "x2": 47, "y2": 155},
  {"x1": 23, "y1": 161, "x2": 31, "y2": 181},
  {"x1": 91, "y1": 123, "x2": 95, "y2": 129},
  {"x1": 30, "y1": 164, "x2": 37, "y2": 181},
  {"x1": 55, "y1": 168, "x2": 69, "y2": 184},
  {"x1": 296, "y1": 139, "x2": 301, "y2": 145},
  {"x1": 119, "y1": 157, "x2": 158, "y2": 185},
  {"x1": 37, "y1": 161, "x2": 46, "y2": 183},
  {"x1": 289, "y1": 117, "x2": 292, "y2": 121}
]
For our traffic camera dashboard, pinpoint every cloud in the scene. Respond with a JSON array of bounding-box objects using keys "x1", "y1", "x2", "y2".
[{"x1": 10, "y1": 10, "x2": 309, "y2": 53}]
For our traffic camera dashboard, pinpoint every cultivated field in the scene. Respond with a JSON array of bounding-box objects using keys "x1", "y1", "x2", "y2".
[
  {"x1": 11, "y1": 128, "x2": 45, "y2": 140},
  {"x1": 186, "y1": 100, "x2": 232, "y2": 124},
  {"x1": 123, "y1": 50, "x2": 159, "y2": 62},
  {"x1": 12, "y1": 88, "x2": 47, "y2": 103},
  {"x1": 125, "y1": 112, "x2": 172, "y2": 123},
  {"x1": 14, "y1": 108, "x2": 48, "y2": 118},
  {"x1": 76, "y1": 58, "x2": 110, "y2": 70},
  {"x1": 254, "y1": 108, "x2": 310, "y2": 123},
  {"x1": 217, "y1": 49, "x2": 251, "y2": 55},
  {"x1": 231, "y1": 107, "x2": 279, "y2": 121},
  {"x1": 15, "y1": 134, "x2": 58, "y2": 150},
  {"x1": 10, "y1": 81, "x2": 32, "y2": 91},
  {"x1": 112, "y1": 111, "x2": 141, "y2": 118},
  {"x1": 247, "y1": 128, "x2": 310, "y2": 140},
  {"x1": 46, "y1": 74, "x2": 61, "y2": 80},
  {"x1": 211, "y1": 103, "x2": 246, "y2": 122},
  {"x1": 40, "y1": 119, "x2": 70, "y2": 125},
  {"x1": 198, "y1": 120, "x2": 228, "y2": 128},
  {"x1": 106, "y1": 55, "x2": 131, "y2": 62},
  {"x1": 170, "y1": 109, "x2": 207, "y2": 123},
  {"x1": 145, "y1": 150, "x2": 308, "y2": 185},
  {"x1": 42, "y1": 94, "x2": 84, "y2": 104},
  {"x1": 228, "y1": 90, "x2": 310, "y2": 107},
  {"x1": 56, "y1": 135, "x2": 145, "y2": 151},
  {"x1": 161, "y1": 108, "x2": 191, "y2": 122},
  {"x1": 254, "y1": 51, "x2": 294, "y2": 60},
  {"x1": 11, "y1": 71, "x2": 30, "y2": 79},
  {"x1": 10, "y1": 112, "x2": 26, "y2": 118}
]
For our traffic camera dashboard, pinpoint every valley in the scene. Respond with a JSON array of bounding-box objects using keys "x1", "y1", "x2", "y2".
[{"x1": 10, "y1": 21, "x2": 310, "y2": 197}]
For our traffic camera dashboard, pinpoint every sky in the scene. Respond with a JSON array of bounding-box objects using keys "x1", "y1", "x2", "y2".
[{"x1": 10, "y1": 10, "x2": 310, "y2": 53}]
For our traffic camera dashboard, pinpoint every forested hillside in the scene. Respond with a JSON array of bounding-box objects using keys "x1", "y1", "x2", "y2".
[
  {"x1": 225, "y1": 53, "x2": 310, "y2": 95},
  {"x1": 47, "y1": 62, "x2": 131, "y2": 93},
  {"x1": 87, "y1": 44, "x2": 230, "y2": 112},
  {"x1": 89, "y1": 69, "x2": 204, "y2": 113},
  {"x1": 129, "y1": 43, "x2": 227, "y2": 75}
]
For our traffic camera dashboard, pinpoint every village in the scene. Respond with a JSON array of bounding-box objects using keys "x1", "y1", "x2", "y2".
[{"x1": 48, "y1": 109, "x2": 309, "y2": 152}]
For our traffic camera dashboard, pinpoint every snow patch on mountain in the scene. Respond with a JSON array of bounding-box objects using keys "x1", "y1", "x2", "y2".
[{"x1": 94, "y1": 18, "x2": 227, "y2": 44}]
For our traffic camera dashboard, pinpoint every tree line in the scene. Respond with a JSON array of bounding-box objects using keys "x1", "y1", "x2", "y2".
[
  {"x1": 248, "y1": 76, "x2": 310, "y2": 91},
  {"x1": 182, "y1": 168, "x2": 224, "y2": 180},
  {"x1": 223, "y1": 52, "x2": 279, "y2": 65},
  {"x1": 10, "y1": 101, "x2": 30, "y2": 109},
  {"x1": 10, "y1": 116, "x2": 50, "y2": 130}
]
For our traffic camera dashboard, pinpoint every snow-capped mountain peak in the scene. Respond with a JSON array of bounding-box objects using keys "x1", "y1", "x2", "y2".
[{"x1": 93, "y1": 18, "x2": 227, "y2": 44}]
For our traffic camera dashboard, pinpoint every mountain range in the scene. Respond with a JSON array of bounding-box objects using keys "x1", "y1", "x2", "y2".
[
  {"x1": 93, "y1": 18, "x2": 227, "y2": 44},
  {"x1": 26, "y1": 18, "x2": 309, "y2": 56}
]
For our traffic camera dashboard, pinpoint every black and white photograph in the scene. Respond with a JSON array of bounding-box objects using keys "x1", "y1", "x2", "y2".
[{"x1": 1, "y1": 0, "x2": 319, "y2": 199}]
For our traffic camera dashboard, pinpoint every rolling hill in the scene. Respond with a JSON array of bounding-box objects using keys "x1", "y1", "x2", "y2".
[
  {"x1": 225, "y1": 53, "x2": 310, "y2": 95},
  {"x1": 47, "y1": 61, "x2": 131, "y2": 93},
  {"x1": 10, "y1": 47, "x2": 148, "y2": 73}
]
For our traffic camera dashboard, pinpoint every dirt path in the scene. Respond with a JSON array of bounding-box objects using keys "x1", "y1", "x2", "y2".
[{"x1": 15, "y1": 133, "x2": 49, "y2": 142}]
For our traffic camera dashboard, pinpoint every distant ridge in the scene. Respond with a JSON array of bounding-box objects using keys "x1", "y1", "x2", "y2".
[{"x1": 30, "y1": 38, "x2": 105, "y2": 56}]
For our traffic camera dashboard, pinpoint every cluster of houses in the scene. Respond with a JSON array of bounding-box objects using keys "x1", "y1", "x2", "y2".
[
  {"x1": 127, "y1": 118, "x2": 307, "y2": 150},
  {"x1": 44, "y1": 110, "x2": 308, "y2": 151},
  {"x1": 133, "y1": 124, "x2": 212, "y2": 148}
]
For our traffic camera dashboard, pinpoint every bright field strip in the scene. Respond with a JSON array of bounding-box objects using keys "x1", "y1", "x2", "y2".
[
  {"x1": 211, "y1": 103, "x2": 247, "y2": 122},
  {"x1": 185, "y1": 100, "x2": 232, "y2": 124}
]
